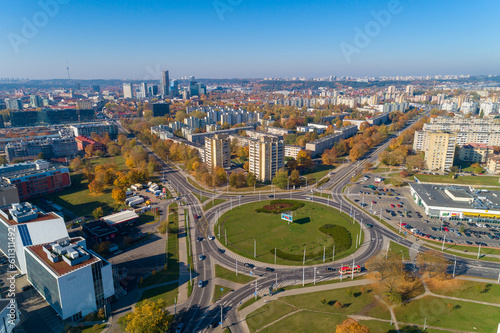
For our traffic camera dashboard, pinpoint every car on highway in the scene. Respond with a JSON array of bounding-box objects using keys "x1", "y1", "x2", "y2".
[
  {"x1": 198, "y1": 280, "x2": 205, "y2": 288},
  {"x1": 218, "y1": 248, "x2": 225, "y2": 254},
  {"x1": 197, "y1": 237, "x2": 204, "y2": 242},
  {"x1": 199, "y1": 255, "x2": 205, "y2": 261},
  {"x1": 265, "y1": 267, "x2": 275, "y2": 272},
  {"x1": 267, "y1": 195, "x2": 274, "y2": 198},
  {"x1": 208, "y1": 236, "x2": 215, "y2": 240},
  {"x1": 244, "y1": 263, "x2": 254, "y2": 268},
  {"x1": 325, "y1": 267, "x2": 334, "y2": 272}
]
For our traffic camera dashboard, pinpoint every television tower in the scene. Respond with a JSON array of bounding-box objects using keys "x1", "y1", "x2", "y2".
[{"x1": 66, "y1": 59, "x2": 71, "y2": 80}]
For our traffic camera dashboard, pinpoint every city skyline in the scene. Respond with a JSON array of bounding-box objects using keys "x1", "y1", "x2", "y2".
[{"x1": 2, "y1": 0, "x2": 500, "y2": 79}]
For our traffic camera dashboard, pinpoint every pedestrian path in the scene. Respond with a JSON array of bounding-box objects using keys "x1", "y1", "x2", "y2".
[{"x1": 177, "y1": 209, "x2": 189, "y2": 303}]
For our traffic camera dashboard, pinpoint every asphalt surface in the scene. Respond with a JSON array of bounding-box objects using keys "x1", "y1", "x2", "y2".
[{"x1": 116, "y1": 111, "x2": 500, "y2": 333}]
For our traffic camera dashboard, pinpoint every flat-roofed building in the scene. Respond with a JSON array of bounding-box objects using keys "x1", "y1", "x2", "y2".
[
  {"x1": 458, "y1": 143, "x2": 494, "y2": 163},
  {"x1": 284, "y1": 144, "x2": 305, "y2": 159},
  {"x1": 70, "y1": 122, "x2": 118, "y2": 140},
  {"x1": 24, "y1": 237, "x2": 114, "y2": 321},
  {"x1": 249, "y1": 136, "x2": 284, "y2": 182},
  {"x1": 204, "y1": 134, "x2": 231, "y2": 171},
  {"x1": 0, "y1": 202, "x2": 68, "y2": 273}
]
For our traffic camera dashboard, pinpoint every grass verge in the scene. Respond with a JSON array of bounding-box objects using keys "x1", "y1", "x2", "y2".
[
  {"x1": 204, "y1": 199, "x2": 226, "y2": 211},
  {"x1": 213, "y1": 285, "x2": 233, "y2": 303},
  {"x1": 215, "y1": 264, "x2": 256, "y2": 284}
]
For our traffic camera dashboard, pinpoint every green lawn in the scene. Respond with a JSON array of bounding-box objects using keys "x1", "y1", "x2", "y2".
[
  {"x1": 213, "y1": 285, "x2": 233, "y2": 303},
  {"x1": 140, "y1": 203, "x2": 179, "y2": 287},
  {"x1": 388, "y1": 241, "x2": 410, "y2": 259},
  {"x1": 136, "y1": 282, "x2": 179, "y2": 307},
  {"x1": 80, "y1": 324, "x2": 107, "y2": 333},
  {"x1": 203, "y1": 199, "x2": 225, "y2": 211},
  {"x1": 422, "y1": 241, "x2": 500, "y2": 263},
  {"x1": 219, "y1": 200, "x2": 362, "y2": 265},
  {"x1": 214, "y1": 264, "x2": 256, "y2": 284},
  {"x1": 415, "y1": 174, "x2": 500, "y2": 186},
  {"x1": 42, "y1": 173, "x2": 126, "y2": 218},
  {"x1": 281, "y1": 275, "x2": 365, "y2": 291},
  {"x1": 427, "y1": 280, "x2": 500, "y2": 304},
  {"x1": 88, "y1": 155, "x2": 127, "y2": 169},
  {"x1": 248, "y1": 284, "x2": 392, "y2": 333},
  {"x1": 303, "y1": 164, "x2": 335, "y2": 185},
  {"x1": 394, "y1": 295, "x2": 499, "y2": 332}
]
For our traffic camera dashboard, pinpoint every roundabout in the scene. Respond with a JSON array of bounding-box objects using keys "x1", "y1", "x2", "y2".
[{"x1": 215, "y1": 199, "x2": 364, "y2": 265}]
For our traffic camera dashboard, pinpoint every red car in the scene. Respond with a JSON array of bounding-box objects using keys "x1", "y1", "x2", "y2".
[
  {"x1": 397, "y1": 204, "x2": 402, "y2": 208},
  {"x1": 372, "y1": 201, "x2": 376, "y2": 204},
  {"x1": 391, "y1": 204, "x2": 395, "y2": 208},
  {"x1": 443, "y1": 227, "x2": 449, "y2": 232}
]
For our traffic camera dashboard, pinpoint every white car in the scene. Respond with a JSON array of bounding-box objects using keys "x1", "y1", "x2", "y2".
[{"x1": 208, "y1": 236, "x2": 215, "y2": 240}]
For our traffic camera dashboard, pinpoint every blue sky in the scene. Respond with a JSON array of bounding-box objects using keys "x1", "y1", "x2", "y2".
[{"x1": 1, "y1": 0, "x2": 499, "y2": 79}]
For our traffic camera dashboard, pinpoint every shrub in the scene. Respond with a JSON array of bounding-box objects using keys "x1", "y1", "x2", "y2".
[
  {"x1": 255, "y1": 200, "x2": 305, "y2": 214},
  {"x1": 319, "y1": 224, "x2": 352, "y2": 253}
]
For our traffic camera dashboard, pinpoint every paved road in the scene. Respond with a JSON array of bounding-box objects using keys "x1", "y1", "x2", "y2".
[{"x1": 116, "y1": 112, "x2": 500, "y2": 333}]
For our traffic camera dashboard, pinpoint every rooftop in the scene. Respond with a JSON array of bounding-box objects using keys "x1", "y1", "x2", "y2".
[
  {"x1": 27, "y1": 237, "x2": 100, "y2": 277},
  {"x1": 411, "y1": 183, "x2": 500, "y2": 211},
  {"x1": 0, "y1": 203, "x2": 61, "y2": 226},
  {"x1": 102, "y1": 210, "x2": 139, "y2": 226}
]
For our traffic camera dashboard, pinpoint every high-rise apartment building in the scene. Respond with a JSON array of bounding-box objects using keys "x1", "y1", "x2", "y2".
[
  {"x1": 204, "y1": 134, "x2": 231, "y2": 171},
  {"x1": 170, "y1": 79, "x2": 179, "y2": 97},
  {"x1": 249, "y1": 136, "x2": 284, "y2": 182},
  {"x1": 123, "y1": 83, "x2": 133, "y2": 99},
  {"x1": 30, "y1": 95, "x2": 42, "y2": 108},
  {"x1": 422, "y1": 132, "x2": 457, "y2": 171},
  {"x1": 4, "y1": 98, "x2": 22, "y2": 110},
  {"x1": 140, "y1": 82, "x2": 148, "y2": 99},
  {"x1": 161, "y1": 70, "x2": 169, "y2": 96}
]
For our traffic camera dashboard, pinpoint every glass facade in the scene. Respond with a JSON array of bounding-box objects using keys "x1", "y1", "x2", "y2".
[
  {"x1": 25, "y1": 251, "x2": 62, "y2": 315},
  {"x1": 91, "y1": 261, "x2": 105, "y2": 310}
]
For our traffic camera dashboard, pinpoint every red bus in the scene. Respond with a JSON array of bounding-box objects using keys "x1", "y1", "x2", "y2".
[{"x1": 339, "y1": 265, "x2": 361, "y2": 275}]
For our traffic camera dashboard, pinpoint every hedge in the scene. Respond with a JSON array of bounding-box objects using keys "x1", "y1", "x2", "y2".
[
  {"x1": 270, "y1": 224, "x2": 352, "y2": 262},
  {"x1": 255, "y1": 200, "x2": 305, "y2": 214}
]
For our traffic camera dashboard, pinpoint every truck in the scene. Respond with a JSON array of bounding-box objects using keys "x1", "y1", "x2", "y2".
[
  {"x1": 125, "y1": 190, "x2": 132, "y2": 197},
  {"x1": 149, "y1": 184, "x2": 159, "y2": 191},
  {"x1": 154, "y1": 190, "x2": 162, "y2": 196},
  {"x1": 128, "y1": 197, "x2": 145, "y2": 207},
  {"x1": 125, "y1": 196, "x2": 137, "y2": 204}
]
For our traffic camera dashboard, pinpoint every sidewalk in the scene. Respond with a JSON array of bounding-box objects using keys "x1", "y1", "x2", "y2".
[
  {"x1": 177, "y1": 209, "x2": 189, "y2": 303},
  {"x1": 237, "y1": 278, "x2": 374, "y2": 332}
]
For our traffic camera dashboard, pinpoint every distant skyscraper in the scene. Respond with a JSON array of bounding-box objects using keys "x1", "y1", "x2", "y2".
[
  {"x1": 123, "y1": 83, "x2": 133, "y2": 99},
  {"x1": 30, "y1": 95, "x2": 42, "y2": 108},
  {"x1": 140, "y1": 82, "x2": 148, "y2": 99},
  {"x1": 4, "y1": 98, "x2": 22, "y2": 110},
  {"x1": 189, "y1": 77, "x2": 199, "y2": 96},
  {"x1": 149, "y1": 85, "x2": 158, "y2": 96},
  {"x1": 387, "y1": 86, "x2": 396, "y2": 94},
  {"x1": 170, "y1": 79, "x2": 179, "y2": 97},
  {"x1": 406, "y1": 85, "x2": 414, "y2": 96},
  {"x1": 161, "y1": 70, "x2": 169, "y2": 96}
]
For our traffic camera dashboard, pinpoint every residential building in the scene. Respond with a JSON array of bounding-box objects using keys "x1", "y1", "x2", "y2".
[
  {"x1": 70, "y1": 122, "x2": 118, "y2": 140},
  {"x1": 266, "y1": 126, "x2": 292, "y2": 136},
  {"x1": 458, "y1": 143, "x2": 493, "y2": 163},
  {"x1": 0, "y1": 202, "x2": 68, "y2": 273},
  {"x1": 5, "y1": 137, "x2": 78, "y2": 162},
  {"x1": 305, "y1": 125, "x2": 358, "y2": 157},
  {"x1": 204, "y1": 134, "x2": 231, "y2": 171},
  {"x1": 248, "y1": 136, "x2": 284, "y2": 182},
  {"x1": 460, "y1": 101, "x2": 478, "y2": 114},
  {"x1": 76, "y1": 100, "x2": 93, "y2": 109},
  {"x1": 186, "y1": 126, "x2": 254, "y2": 144},
  {"x1": 422, "y1": 132, "x2": 456, "y2": 171},
  {"x1": 0, "y1": 160, "x2": 71, "y2": 200},
  {"x1": 30, "y1": 95, "x2": 43, "y2": 108},
  {"x1": 284, "y1": 145, "x2": 305, "y2": 159},
  {"x1": 24, "y1": 237, "x2": 114, "y2": 321},
  {"x1": 75, "y1": 136, "x2": 105, "y2": 153},
  {"x1": 150, "y1": 125, "x2": 174, "y2": 140},
  {"x1": 486, "y1": 155, "x2": 500, "y2": 174},
  {"x1": 123, "y1": 83, "x2": 133, "y2": 99}
]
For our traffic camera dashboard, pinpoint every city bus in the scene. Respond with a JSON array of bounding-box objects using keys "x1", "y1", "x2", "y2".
[{"x1": 339, "y1": 265, "x2": 361, "y2": 275}]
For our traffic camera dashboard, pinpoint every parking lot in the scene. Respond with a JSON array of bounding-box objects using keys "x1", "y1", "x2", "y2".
[
  {"x1": 0, "y1": 258, "x2": 63, "y2": 333},
  {"x1": 349, "y1": 178, "x2": 500, "y2": 248}
]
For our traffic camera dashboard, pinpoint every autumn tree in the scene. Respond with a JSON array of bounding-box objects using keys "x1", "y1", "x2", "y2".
[
  {"x1": 92, "y1": 207, "x2": 104, "y2": 220},
  {"x1": 118, "y1": 299, "x2": 174, "y2": 333},
  {"x1": 286, "y1": 170, "x2": 298, "y2": 187},
  {"x1": 363, "y1": 162, "x2": 373, "y2": 172},
  {"x1": 112, "y1": 188, "x2": 126, "y2": 204},
  {"x1": 335, "y1": 318, "x2": 370, "y2": 333},
  {"x1": 246, "y1": 172, "x2": 257, "y2": 187},
  {"x1": 88, "y1": 179, "x2": 105, "y2": 193},
  {"x1": 229, "y1": 172, "x2": 238, "y2": 188},
  {"x1": 322, "y1": 148, "x2": 337, "y2": 165},
  {"x1": 107, "y1": 142, "x2": 121, "y2": 156},
  {"x1": 296, "y1": 150, "x2": 312, "y2": 169},
  {"x1": 85, "y1": 144, "x2": 95, "y2": 157},
  {"x1": 416, "y1": 250, "x2": 449, "y2": 279},
  {"x1": 70, "y1": 157, "x2": 84, "y2": 172}
]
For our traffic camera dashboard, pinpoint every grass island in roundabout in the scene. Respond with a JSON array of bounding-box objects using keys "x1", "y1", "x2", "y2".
[{"x1": 215, "y1": 200, "x2": 363, "y2": 266}]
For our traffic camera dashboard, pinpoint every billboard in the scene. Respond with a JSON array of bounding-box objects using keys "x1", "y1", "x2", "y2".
[{"x1": 281, "y1": 212, "x2": 293, "y2": 222}]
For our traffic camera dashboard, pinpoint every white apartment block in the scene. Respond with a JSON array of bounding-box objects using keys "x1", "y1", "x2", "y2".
[
  {"x1": 284, "y1": 145, "x2": 304, "y2": 159},
  {"x1": 249, "y1": 136, "x2": 284, "y2": 182},
  {"x1": 204, "y1": 134, "x2": 231, "y2": 171}
]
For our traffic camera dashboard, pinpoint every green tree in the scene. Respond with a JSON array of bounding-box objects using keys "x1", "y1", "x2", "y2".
[
  {"x1": 92, "y1": 207, "x2": 104, "y2": 220},
  {"x1": 118, "y1": 299, "x2": 174, "y2": 333},
  {"x1": 272, "y1": 169, "x2": 289, "y2": 189},
  {"x1": 290, "y1": 169, "x2": 300, "y2": 186}
]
